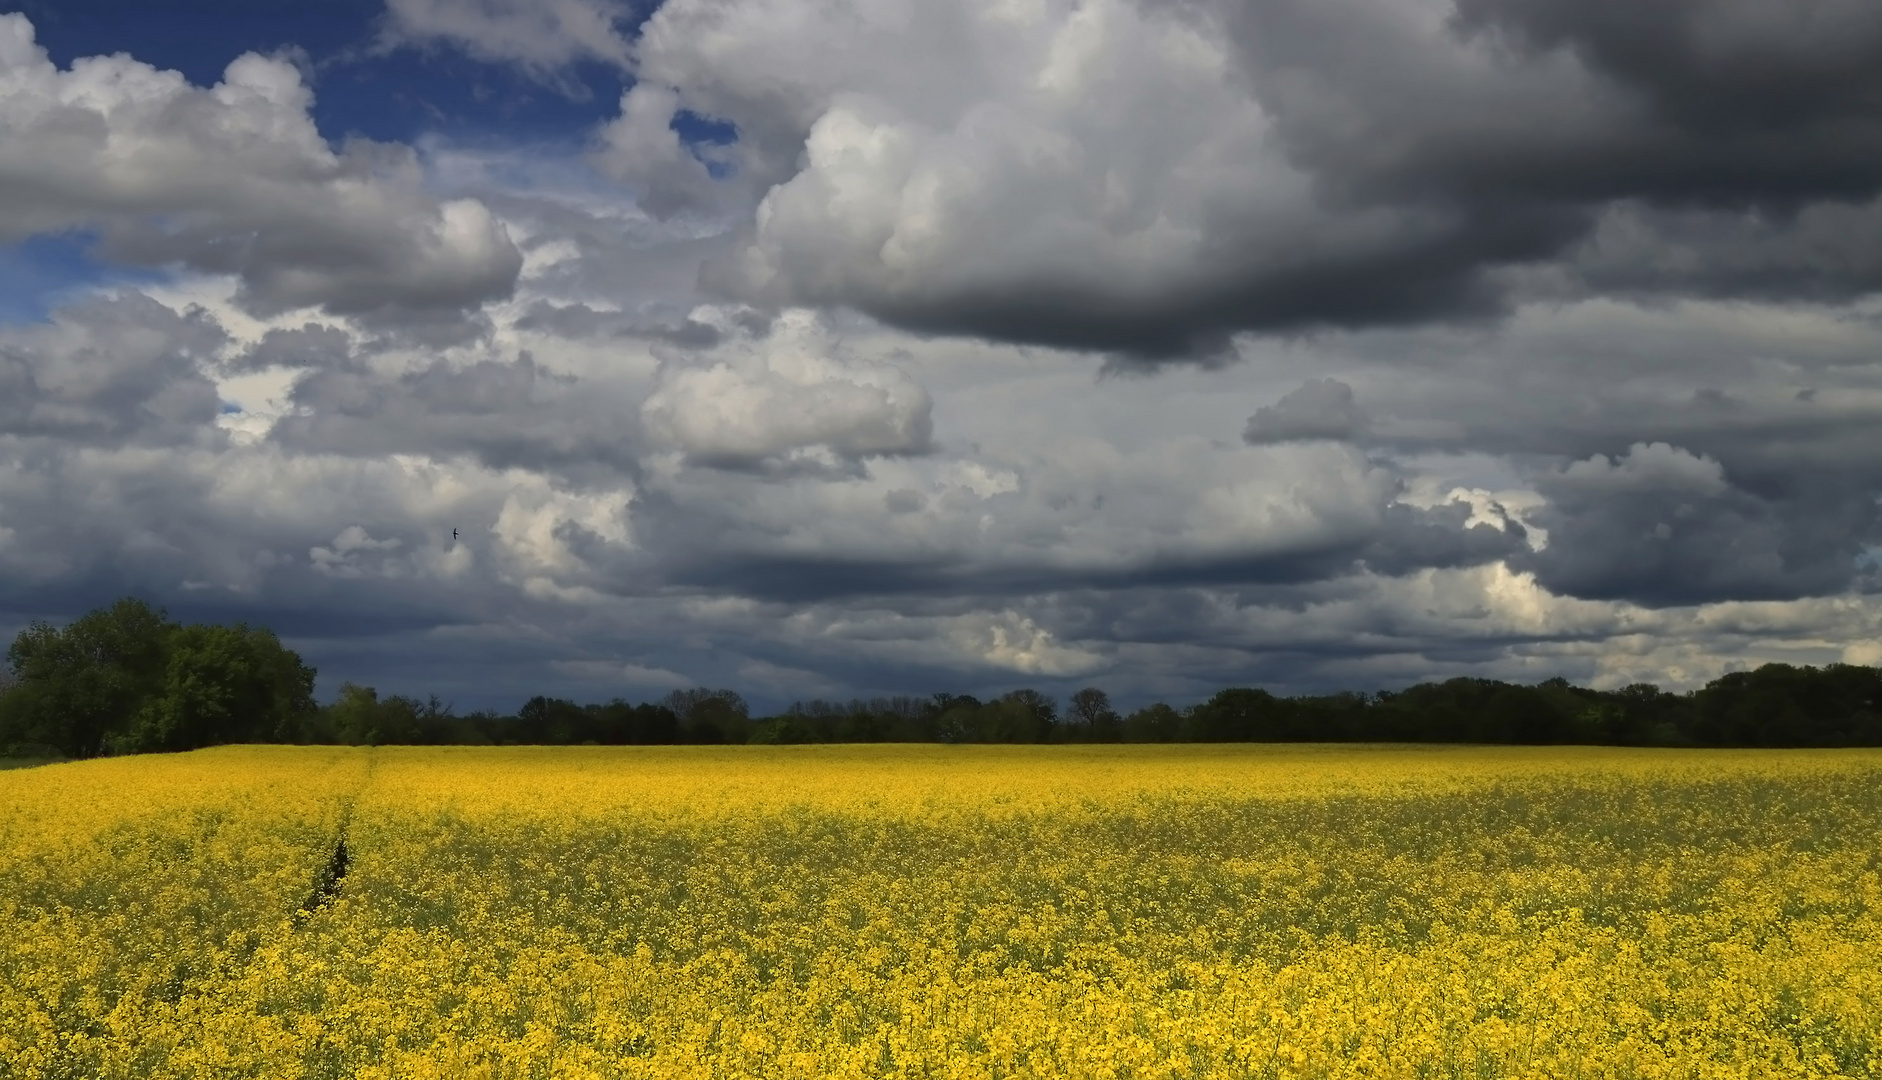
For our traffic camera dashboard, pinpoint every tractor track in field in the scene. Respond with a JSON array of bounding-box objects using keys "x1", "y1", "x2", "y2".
[{"x1": 295, "y1": 749, "x2": 376, "y2": 925}]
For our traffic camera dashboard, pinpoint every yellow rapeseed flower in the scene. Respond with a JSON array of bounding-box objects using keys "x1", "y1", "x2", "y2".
[{"x1": 1, "y1": 744, "x2": 1879, "y2": 1077}]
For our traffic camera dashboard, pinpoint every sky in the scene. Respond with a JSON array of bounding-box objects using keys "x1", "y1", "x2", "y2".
[{"x1": 2, "y1": 0, "x2": 1881, "y2": 713}]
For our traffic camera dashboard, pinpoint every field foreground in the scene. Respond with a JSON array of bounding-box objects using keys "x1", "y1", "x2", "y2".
[{"x1": 2, "y1": 745, "x2": 1879, "y2": 1079}]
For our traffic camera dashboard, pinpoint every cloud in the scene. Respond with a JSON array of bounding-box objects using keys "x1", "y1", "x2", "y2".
[
  {"x1": 0, "y1": 16, "x2": 522, "y2": 318},
  {"x1": 549, "y1": 659, "x2": 692, "y2": 688},
  {"x1": 1553, "y1": 441, "x2": 1728, "y2": 496},
  {"x1": 1243, "y1": 378, "x2": 1368, "y2": 444},
  {"x1": 632, "y1": 427, "x2": 1520, "y2": 601},
  {"x1": 1517, "y1": 442, "x2": 1877, "y2": 605},
  {"x1": 1447, "y1": 0, "x2": 1882, "y2": 166},
  {"x1": 230, "y1": 323, "x2": 359, "y2": 374},
  {"x1": 271, "y1": 351, "x2": 639, "y2": 476},
  {"x1": 603, "y1": 0, "x2": 1882, "y2": 359},
  {"x1": 942, "y1": 611, "x2": 1105, "y2": 677},
  {"x1": 1213, "y1": 300, "x2": 1882, "y2": 609},
  {"x1": 8, "y1": 7, "x2": 1882, "y2": 713},
  {"x1": 0, "y1": 291, "x2": 226, "y2": 448},
  {"x1": 1566, "y1": 200, "x2": 1882, "y2": 304},
  {"x1": 592, "y1": 84, "x2": 741, "y2": 217},
  {"x1": 640, "y1": 308, "x2": 933, "y2": 467},
  {"x1": 310, "y1": 525, "x2": 404, "y2": 579},
  {"x1": 3, "y1": 288, "x2": 1877, "y2": 709},
  {"x1": 228, "y1": 303, "x2": 653, "y2": 481},
  {"x1": 1845, "y1": 641, "x2": 1882, "y2": 667},
  {"x1": 1359, "y1": 501, "x2": 1529, "y2": 577},
  {"x1": 379, "y1": 0, "x2": 634, "y2": 80},
  {"x1": 699, "y1": 0, "x2": 1456, "y2": 359}
]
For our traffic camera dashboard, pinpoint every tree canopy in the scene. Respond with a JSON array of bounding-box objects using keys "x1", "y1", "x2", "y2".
[{"x1": 0, "y1": 599, "x2": 315, "y2": 757}]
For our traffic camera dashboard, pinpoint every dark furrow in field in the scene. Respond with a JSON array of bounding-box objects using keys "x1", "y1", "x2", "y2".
[{"x1": 298, "y1": 835, "x2": 350, "y2": 920}]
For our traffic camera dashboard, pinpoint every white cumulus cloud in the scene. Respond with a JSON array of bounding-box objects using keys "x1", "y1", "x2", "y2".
[
  {"x1": 641, "y1": 308, "x2": 933, "y2": 466},
  {"x1": 380, "y1": 0, "x2": 633, "y2": 80},
  {"x1": 0, "y1": 15, "x2": 521, "y2": 318}
]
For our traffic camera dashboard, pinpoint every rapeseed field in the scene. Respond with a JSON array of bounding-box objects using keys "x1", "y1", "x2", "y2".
[{"x1": 2, "y1": 745, "x2": 1879, "y2": 1078}]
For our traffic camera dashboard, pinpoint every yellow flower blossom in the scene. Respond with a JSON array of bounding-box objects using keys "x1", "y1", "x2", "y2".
[{"x1": 2, "y1": 744, "x2": 1880, "y2": 1077}]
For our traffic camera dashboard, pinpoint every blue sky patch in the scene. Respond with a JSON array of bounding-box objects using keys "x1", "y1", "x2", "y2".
[
  {"x1": 6, "y1": 0, "x2": 635, "y2": 146},
  {"x1": 0, "y1": 233, "x2": 166, "y2": 326}
]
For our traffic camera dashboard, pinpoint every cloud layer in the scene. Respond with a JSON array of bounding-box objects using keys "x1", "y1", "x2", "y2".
[
  {"x1": 1, "y1": 2, "x2": 1881, "y2": 712},
  {"x1": 0, "y1": 16, "x2": 521, "y2": 318},
  {"x1": 617, "y1": 0, "x2": 1882, "y2": 360}
]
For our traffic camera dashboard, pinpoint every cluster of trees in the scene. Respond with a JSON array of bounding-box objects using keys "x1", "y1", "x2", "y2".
[
  {"x1": 6, "y1": 598, "x2": 1882, "y2": 759},
  {"x1": 729, "y1": 672, "x2": 1882, "y2": 748},
  {"x1": 314, "y1": 685, "x2": 754, "y2": 747},
  {"x1": 0, "y1": 599, "x2": 315, "y2": 758}
]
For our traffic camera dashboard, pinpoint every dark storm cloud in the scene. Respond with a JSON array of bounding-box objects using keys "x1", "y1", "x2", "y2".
[
  {"x1": 1027, "y1": 585, "x2": 1567, "y2": 701},
  {"x1": 1243, "y1": 379, "x2": 1368, "y2": 444},
  {"x1": 1514, "y1": 442, "x2": 1880, "y2": 605},
  {"x1": 1567, "y1": 202, "x2": 1882, "y2": 304},
  {"x1": 1449, "y1": 0, "x2": 1882, "y2": 162},
  {"x1": 1359, "y1": 502, "x2": 1529, "y2": 578},
  {"x1": 626, "y1": 0, "x2": 1882, "y2": 360},
  {"x1": 844, "y1": 227, "x2": 1564, "y2": 361},
  {"x1": 1233, "y1": 0, "x2": 1882, "y2": 323},
  {"x1": 1237, "y1": 299, "x2": 1882, "y2": 607},
  {"x1": 1254, "y1": 0, "x2": 1882, "y2": 211},
  {"x1": 629, "y1": 478, "x2": 1524, "y2": 603}
]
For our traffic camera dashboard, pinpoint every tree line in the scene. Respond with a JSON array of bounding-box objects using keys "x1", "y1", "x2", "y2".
[{"x1": 5, "y1": 598, "x2": 1882, "y2": 759}]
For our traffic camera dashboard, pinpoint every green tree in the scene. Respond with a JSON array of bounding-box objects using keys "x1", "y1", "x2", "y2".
[
  {"x1": 1121, "y1": 702, "x2": 1183, "y2": 742},
  {"x1": 998, "y1": 689, "x2": 1059, "y2": 742},
  {"x1": 1189, "y1": 687, "x2": 1298, "y2": 741},
  {"x1": 324, "y1": 683, "x2": 394, "y2": 746},
  {"x1": 516, "y1": 696, "x2": 587, "y2": 744},
  {"x1": 113, "y1": 623, "x2": 318, "y2": 752},
  {"x1": 3, "y1": 599, "x2": 174, "y2": 758},
  {"x1": 665, "y1": 688, "x2": 750, "y2": 743}
]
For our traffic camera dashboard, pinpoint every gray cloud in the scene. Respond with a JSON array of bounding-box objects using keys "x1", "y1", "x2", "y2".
[
  {"x1": 1243, "y1": 379, "x2": 1368, "y2": 444},
  {"x1": 600, "y1": 0, "x2": 1882, "y2": 360},
  {"x1": 1, "y1": 289, "x2": 1874, "y2": 709},
  {"x1": 1213, "y1": 301, "x2": 1882, "y2": 608},
  {"x1": 0, "y1": 16, "x2": 522, "y2": 319},
  {"x1": 271, "y1": 350, "x2": 646, "y2": 479},
  {"x1": 6, "y1": 3, "x2": 1882, "y2": 711},
  {"x1": 1515, "y1": 442, "x2": 1878, "y2": 605},
  {"x1": 1360, "y1": 501, "x2": 1528, "y2": 577},
  {"x1": 514, "y1": 301, "x2": 732, "y2": 348},
  {"x1": 0, "y1": 292, "x2": 226, "y2": 448},
  {"x1": 623, "y1": 429, "x2": 1519, "y2": 603},
  {"x1": 1566, "y1": 200, "x2": 1882, "y2": 304},
  {"x1": 1449, "y1": 0, "x2": 1882, "y2": 174},
  {"x1": 230, "y1": 324, "x2": 359, "y2": 374},
  {"x1": 593, "y1": 84, "x2": 745, "y2": 217}
]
